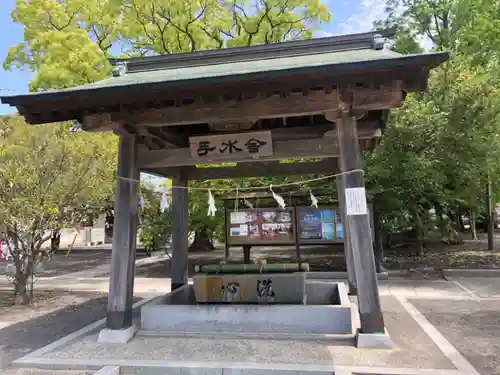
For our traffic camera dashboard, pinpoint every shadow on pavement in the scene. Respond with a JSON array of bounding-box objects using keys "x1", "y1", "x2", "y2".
[{"x1": 0, "y1": 290, "x2": 142, "y2": 369}]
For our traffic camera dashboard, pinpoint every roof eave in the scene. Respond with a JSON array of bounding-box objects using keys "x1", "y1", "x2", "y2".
[{"x1": 0, "y1": 51, "x2": 449, "y2": 111}]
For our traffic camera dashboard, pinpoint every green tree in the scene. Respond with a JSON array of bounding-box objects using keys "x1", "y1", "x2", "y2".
[
  {"x1": 5, "y1": 0, "x2": 330, "y2": 88},
  {"x1": 367, "y1": 0, "x2": 500, "y2": 249},
  {"x1": 138, "y1": 183, "x2": 173, "y2": 255},
  {"x1": 4, "y1": 0, "x2": 331, "y2": 251},
  {"x1": 0, "y1": 116, "x2": 117, "y2": 304}
]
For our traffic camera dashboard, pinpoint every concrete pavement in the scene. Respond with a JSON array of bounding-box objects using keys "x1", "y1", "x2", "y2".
[{"x1": 8, "y1": 277, "x2": 500, "y2": 375}]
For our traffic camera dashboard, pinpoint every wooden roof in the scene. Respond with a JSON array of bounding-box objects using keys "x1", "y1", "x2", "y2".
[{"x1": 0, "y1": 31, "x2": 448, "y2": 179}]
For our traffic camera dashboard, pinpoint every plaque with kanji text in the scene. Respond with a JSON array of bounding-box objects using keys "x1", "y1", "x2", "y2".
[{"x1": 189, "y1": 131, "x2": 273, "y2": 162}]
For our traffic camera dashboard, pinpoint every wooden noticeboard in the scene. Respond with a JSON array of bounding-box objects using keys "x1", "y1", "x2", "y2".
[
  {"x1": 225, "y1": 204, "x2": 375, "y2": 247},
  {"x1": 226, "y1": 208, "x2": 295, "y2": 246}
]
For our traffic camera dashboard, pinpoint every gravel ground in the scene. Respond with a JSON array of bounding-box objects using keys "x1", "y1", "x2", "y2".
[
  {"x1": 0, "y1": 287, "x2": 142, "y2": 370},
  {"x1": 0, "y1": 290, "x2": 108, "y2": 369},
  {"x1": 410, "y1": 298, "x2": 500, "y2": 375}
]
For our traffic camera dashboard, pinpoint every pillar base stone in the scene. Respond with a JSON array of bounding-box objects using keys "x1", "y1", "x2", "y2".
[
  {"x1": 356, "y1": 328, "x2": 394, "y2": 349},
  {"x1": 97, "y1": 324, "x2": 137, "y2": 344}
]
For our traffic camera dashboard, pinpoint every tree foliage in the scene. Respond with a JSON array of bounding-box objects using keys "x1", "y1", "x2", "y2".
[
  {"x1": 5, "y1": 0, "x2": 500, "y2": 260},
  {"x1": 4, "y1": 0, "x2": 331, "y2": 250},
  {"x1": 368, "y1": 0, "x2": 500, "y2": 246},
  {"x1": 5, "y1": 0, "x2": 330, "y2": 89},
  {"x1": 0, "y1": 116, "x2": 117, "y2": 303}
]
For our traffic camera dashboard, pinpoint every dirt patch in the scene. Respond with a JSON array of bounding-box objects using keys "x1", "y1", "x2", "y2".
[
  {"x1": 137, "y1": 241, "x2": 500, "y2": 278},
  {"x1": 384, "y1": 245, "x2": 500, "y2": 272},
  {"x1": 0, "y1": 287, "x2": 143, "y2": 370},
  {"x1": 0, "y1": 290, "x2": 108, "y2": 369},
  {"x1": 0, "y1": 287, "x2": 107, "y2": 328},
  {"x1": 0, "y1": 288, "x2": 59, "y2": 310}
]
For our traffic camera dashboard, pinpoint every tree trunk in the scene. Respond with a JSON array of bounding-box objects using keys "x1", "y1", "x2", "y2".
[
  {"x1": 50, "y1": 229, "x2": 61, "y2": 253},
  {"x1": 10, "y1": 234, "x2": 37, "y2": 305},
  {"x1": 486, "y1": 178, "x2": 495, "y2": 250},
  {"x1": 435, "y1": 203, "x2": 447, "y2": 242},
  {"x1": 188, "y1": 227, "x2": 215, "y2": 252},
  {"x1": 470, "y1": 212, "x2": 478, "y2": 240},
  {"x1": 14, "y1": 276, "x2": 30, "y2": 305},
  {"x1": 14, "y1": 258, "x2": 32, "y2": 306},
  {"x1": 414, "y1": 207, "x2": 425, "y2": 257}
]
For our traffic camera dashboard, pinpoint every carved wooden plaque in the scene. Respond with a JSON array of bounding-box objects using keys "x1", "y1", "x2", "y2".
[{"x1": 189, "y1": 130, "x2": 273, "y2": 162}]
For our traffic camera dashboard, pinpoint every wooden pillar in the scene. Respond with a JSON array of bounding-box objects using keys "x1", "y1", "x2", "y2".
[
  {"x1": 336, "y1": 114, "x2": 385, "y2": 334},
  {"x1": 243, "y1": 245, "x2": 251, "y2": 264},
  {"x1": 106, "y1": 134, "x2": 138, "y2": 330},
  {"x1": 372, "y1": 199, "x2": 384, "y2": 273},
  {"x1": 224, "y1": 208, "x2": 230, "y2": 261},
  {"x1": 171, "y1": 175, "x2": 189, "y2": 290},
  {"x1": 336, "y1": 175, "x2": 357, "y2": 295}
]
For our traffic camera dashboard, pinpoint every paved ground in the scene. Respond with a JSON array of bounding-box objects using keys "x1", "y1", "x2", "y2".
[
  {"x1": 9, "y1": 278, "x2": 496, "y2": 375},
  {"x1": 410, "y1": 276, "x2": 500, "y2": 375},
  {"x1": 1, "y1": 247, "x2": 155, "y2": 279},
  {"x1": 39, "y1": 249, "x2": 150, "y2": 277},
  {"x1": 411, "y1": 298, "x2": 500, "y2": 375},
  {"x1": 1, "y1": 245, "x2": 500, "y2": 374},
  {"x1": 39, "y1": 249, "x2": 114, "y2": 277}
]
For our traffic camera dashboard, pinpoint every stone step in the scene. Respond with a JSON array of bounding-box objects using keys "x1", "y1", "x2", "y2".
[
  {"x1": 120, "y1": 365, "x2": 336, "y2": 375},
  {"x1": 11, "y1": 369, "x2": 94, "y2": 375},
  {"x1": 137, "y1": 330, "x2": 356, "y2": 343}
]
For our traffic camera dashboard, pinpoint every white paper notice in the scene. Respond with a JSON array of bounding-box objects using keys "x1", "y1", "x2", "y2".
[
  {"x1": 345, "y1": 187, "x2": 368, "y2": 216},
  {"x1": 239, "y1": 224, "x2": 248, "y2": 236},
  {"x1": 230, "y1": 212, "x2": 247, "y2": 224}
]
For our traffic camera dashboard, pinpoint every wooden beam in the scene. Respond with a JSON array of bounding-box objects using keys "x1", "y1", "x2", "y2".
[
  {"x1": 81, "y1": 113, "x2": 116, "y2": 132},
  {"x1": 152, "y1": 159, "x2": 338, "y2": 180},
  {"x1": 146, "y1": 127, "x2": 189, "y2": 147},
  {"x1": 138, "y1": 125, "x2": 381, "y2": 169},
  {"x1": 112, "y1": 87, "x2": 403, "y2": 127},
  {"x1": 139, "y1": 137, "x2": 339, "y2": 168}
]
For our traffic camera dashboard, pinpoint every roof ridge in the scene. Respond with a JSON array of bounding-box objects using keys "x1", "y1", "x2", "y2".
[{"x1": 109, "y1": 30, "x2": 395, "y2": 74}]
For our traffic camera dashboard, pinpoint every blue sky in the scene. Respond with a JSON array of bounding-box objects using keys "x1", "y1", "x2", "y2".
[{"x1": 0, "y1": 0, "x2": 386, "y2": 115}]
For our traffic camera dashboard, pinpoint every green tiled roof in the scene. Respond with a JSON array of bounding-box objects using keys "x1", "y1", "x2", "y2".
[
  {"x1": 3, "y1": 49, "x2": 445, "y2": 100},
  {"x1": 81, "y1": 48, "x2": 403, "y2": 92}
]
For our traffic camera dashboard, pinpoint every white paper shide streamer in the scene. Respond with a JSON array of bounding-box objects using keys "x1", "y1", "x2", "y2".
[
  {"x1": 244, "y1": 198, "x2": 254, "y2": 209},
  {"x1": 159, "y1": 191, "x2": 169, "y2": 213},
  {"x1": 207, "y1": 190, "x2": 217, "y2": 217},
  {"x1": 139, "y1": 195, "x2": 145, "y2": 210},
  {"x1": 270, "y1": 185, "x2": 286, "y2": 210},
  {"x1": 310, "y1": 191, "x2": 318, "y2": 208}
]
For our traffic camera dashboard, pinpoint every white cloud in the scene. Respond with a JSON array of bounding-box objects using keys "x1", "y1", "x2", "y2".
[
  {"x1": 417, "y1": 34, "x2": 435, "y2": 51},
  {"x1": 340, "y1": 0, "x2": 388, "y2": 35},
  {"x1": 339, "y1": 0, "x2": 435, "y2": 51},
  {"x1": 316, "y1": 30, "x2": 335, "y2": 38}
]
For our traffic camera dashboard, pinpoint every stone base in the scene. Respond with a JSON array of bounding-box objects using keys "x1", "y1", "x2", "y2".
[
  {"x1": 142, "y1": 283, "x2": 353, "y2": 335},
  {"x1": 356, "y1": 328, "x2": 394, "y2": 349},
  {"x1": 97, "y1": 324, "x2": 137, "y2": 344}
]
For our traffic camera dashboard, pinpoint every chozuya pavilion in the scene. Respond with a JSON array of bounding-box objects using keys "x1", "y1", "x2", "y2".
[{"x1": 1, "y1": 31, "x2": 447, "y2": 349}]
